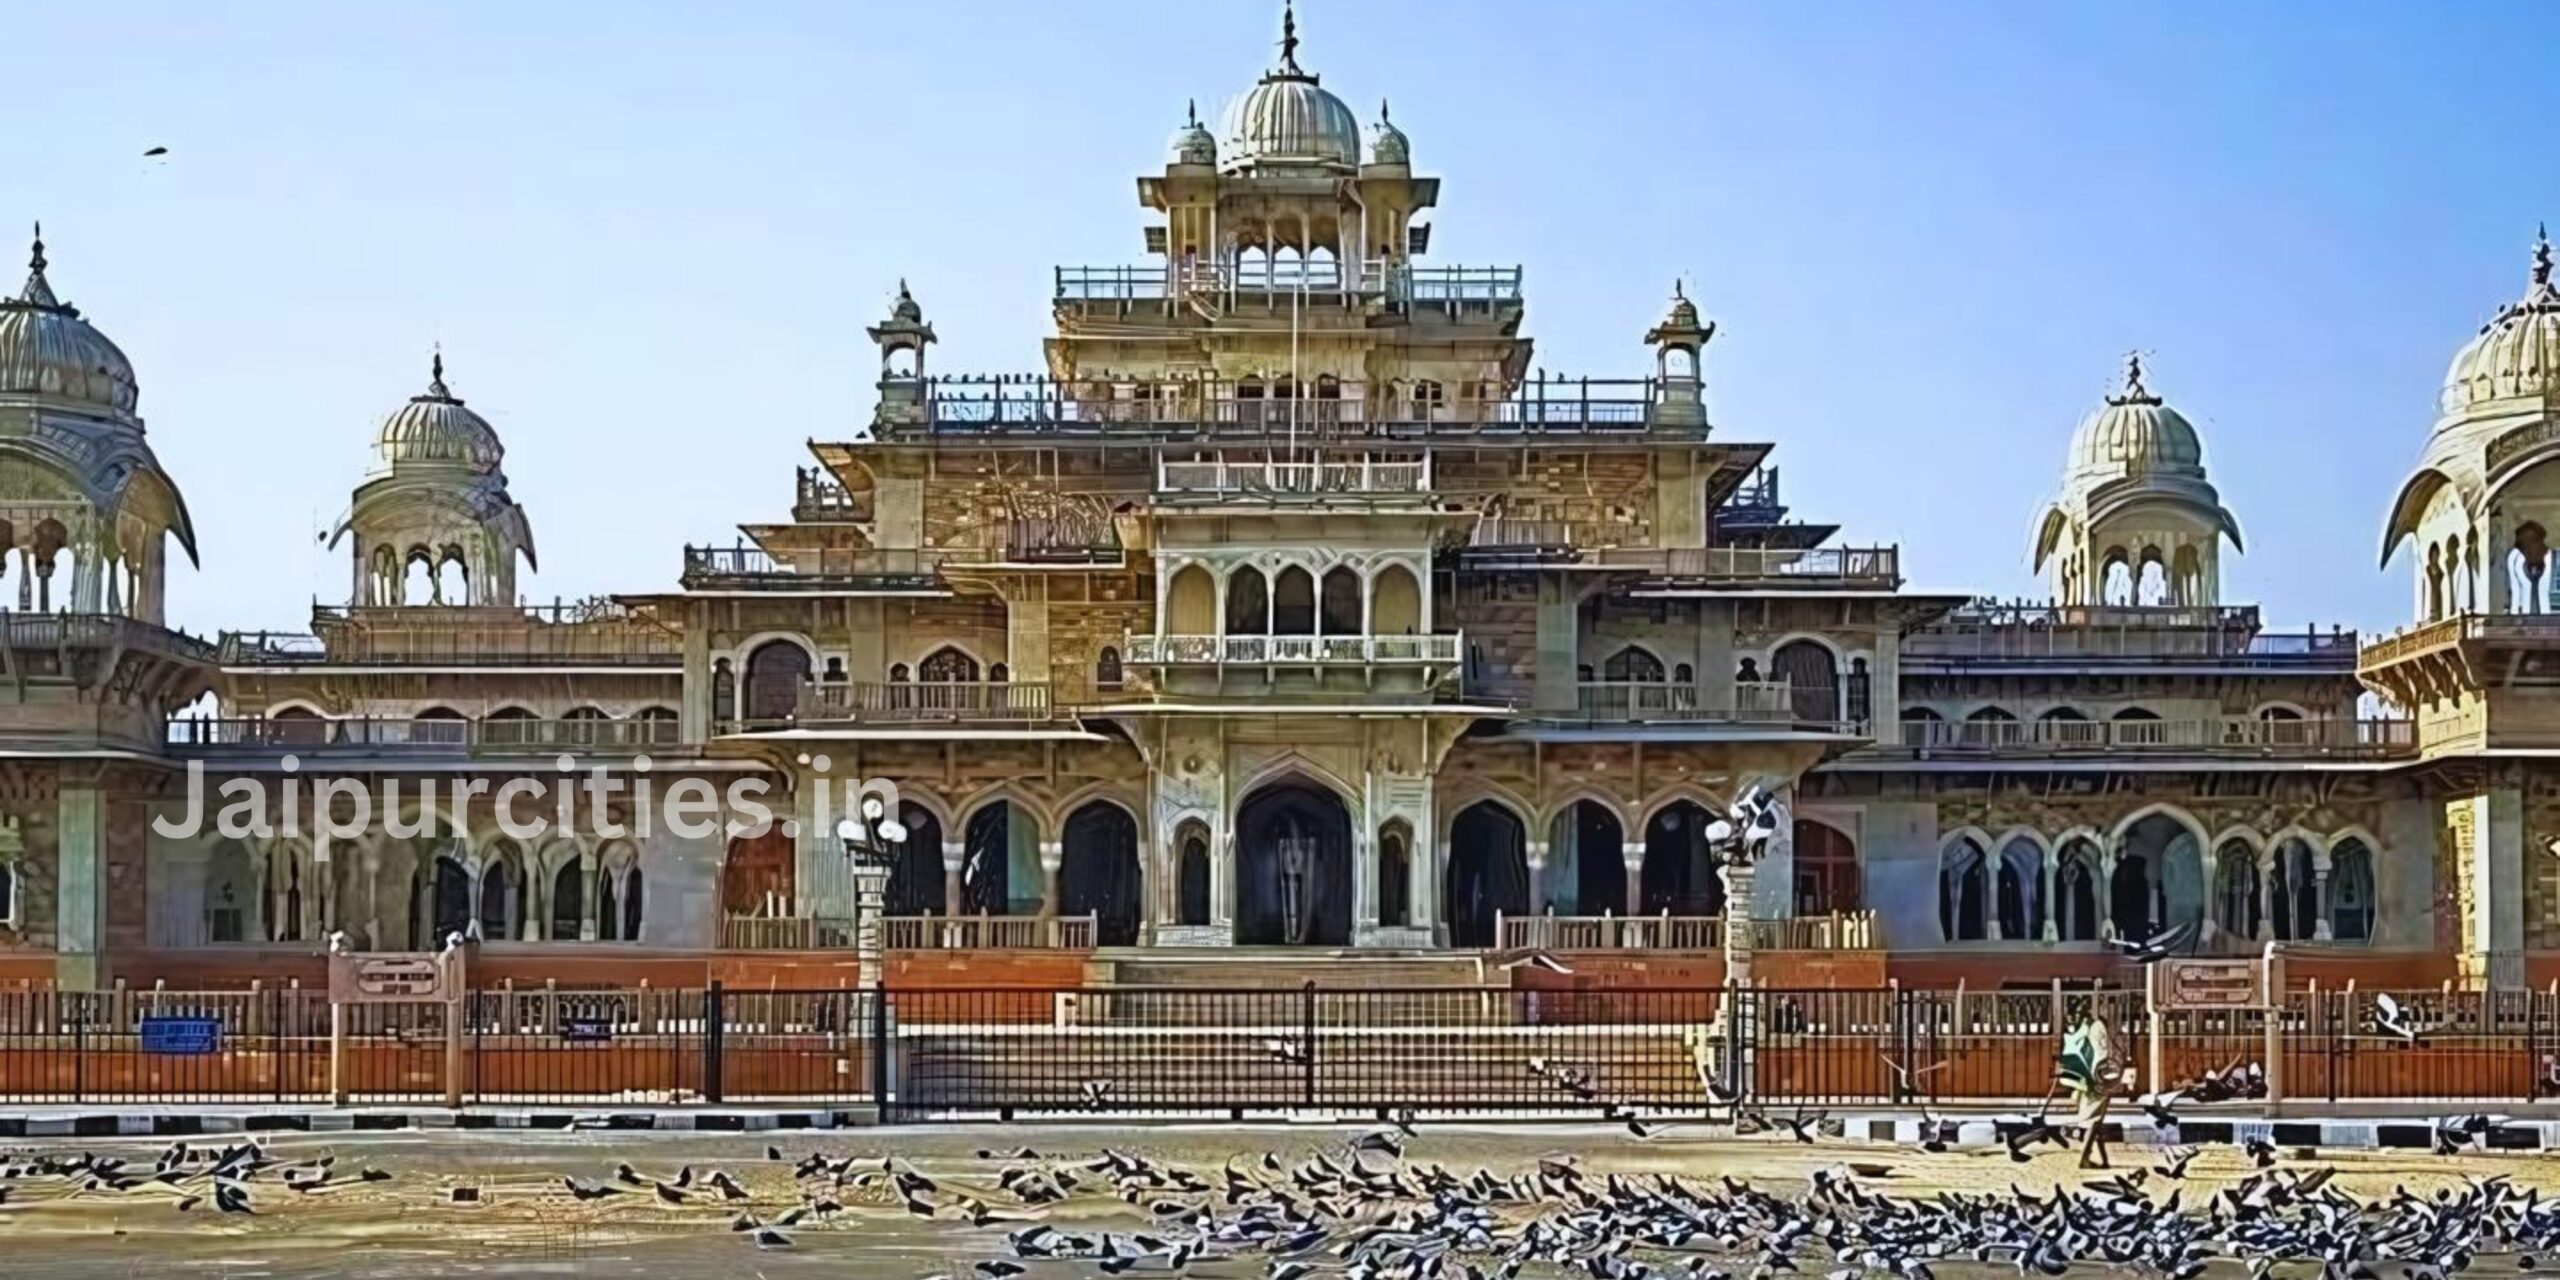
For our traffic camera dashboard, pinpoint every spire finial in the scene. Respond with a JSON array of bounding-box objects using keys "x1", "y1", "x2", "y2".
[
  {"x1": 19, "y1": 221, "x2": 59, "y2": 308},
  {"x1": 2109, "y1": 350, "x2": 2159, "y2": 405},
  {"x1": 428, "y1": 344, "x2": 449, "y2": 398},
  {"x1": 1673, "y1": 277, "x2": 1686, "y2": 301},
  {"x1": 2535, "y1": 222, "x2": 2553, "y2": 290},
  {"x1": 1278, "y1": 1, "x2": 1302, "y2": 74},
  {"x1": 1186, "y1": 98, "x2": 1199, "y2": 127},
  {"x1": 1379, "y1": 98, "x2": 1390, "y2": 124}
]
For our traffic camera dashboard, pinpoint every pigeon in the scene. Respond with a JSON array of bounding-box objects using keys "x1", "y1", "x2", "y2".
[
  {"x1": 2374, "y1": 993, "x2": 2428, "y2": 1043},
  {"x1": 752, "y1": 1227, "x2": 794, "y2": 1249},
  {"x1": 142, "y1": 146, "x2": 169, "y2": 158},
  {"x1": 564, "y1": 1177, "x2": 619, "y2": 1201},
  {"x1": 2112, "y1": 919, "x2": 2198, "y2": 964}
]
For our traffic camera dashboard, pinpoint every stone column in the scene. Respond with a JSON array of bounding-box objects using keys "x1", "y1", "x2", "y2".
[
  {"x1": 1351, "y1": 824, "x2": 1377, "y2": 938},
  {"x1": 579, "y1": 844, "x2": 600, "y2": 941},
  {"x1": 55, "y1": 785, "x2": 105, "y2": 990},
  {"x1": 941, "y1": 840, "x2": 964, "y2": 917},
  {"x1": 852, "y1": 861, "x2": 888, "y2": 989},
  {"x1": 1524, "y1": 841, "x2": 1548, "y2": 919},
  {"x1": 1038, "y1": 840, "x2": 1063, "y2": 919},
  {"x1": 2310, "y1": 848, "x2": 2335, "y2": 942},
  {"x1": 2040, "y1": 852, "x2": 2058, "y2": 943},
  {"x1": 1621, "y1": 841, "x2": 1647, "y2": 926}
]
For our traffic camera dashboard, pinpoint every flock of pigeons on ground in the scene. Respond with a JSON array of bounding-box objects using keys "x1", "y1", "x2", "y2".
[{"x1": 1, "y1": 1094, "x2": 2554, "y2": 1280}]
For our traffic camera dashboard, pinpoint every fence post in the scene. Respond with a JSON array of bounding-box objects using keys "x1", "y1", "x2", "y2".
[
  {"x1": 271, "y1": 985, "x2": 286, "y2": 1105},
  {"x1": 445, "y1": 992, "x2": 466, "y2": 1110},
  {"x1": 1301, "y1": 982, "x2": 1318, "y2": 1112},
  {"x1": 703, "y1": 982, "x2": 725, "y2": 1105},
  {"x1": 1891, "y1": 982, "x2": 1911, "y2": 1105},
  {"x1": 70, "y1": 992, "x2": 85, "y2": 1105},
  {"x1": 868, "y1": 983, "x2": 889, "y2": 1116}
]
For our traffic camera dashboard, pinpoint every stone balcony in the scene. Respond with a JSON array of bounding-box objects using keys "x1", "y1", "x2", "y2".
[
  {"x1": 679, "y1": 545, "x2": 949, "y2": 593},
  {"x1": 795, "y1": 680, "x2": 1061, "y2": 725},
  {"x1": 167, "y1": 714, "x2": 682, "y2": 758},
  {"x1": 1866, "y1": 715, "x2": 2416, "y2": 761},
  {"x1": 1124, "y1": 632, "x2": 1463, "y2": 666}
]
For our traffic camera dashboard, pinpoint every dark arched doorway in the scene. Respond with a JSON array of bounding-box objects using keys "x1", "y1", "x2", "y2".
[
  {"x1": 723, "y1": 828, "x2": 794, "y2": 917},
  {"x1": 885, "y1": 804, "x2": 946, "y2": 916},
  {"x1": 416, "y1": 853, "x2": 471, "y2": 949},
  {"x1": 1569, "y1": 801, "x2": 1626, "y2": 916},
  {"x1": 1793, "y1": 819, "x2": 1860, "y2": 915},
  {"x1": 1176, "y1": 827, "x2": 1212, "y2": 926},
  {"x1": 1445, "y1": 801, "x2": 1529, "y2": 947},
  {"x1": 1770, "y1": 640, "x2": 1840, "y2": 725},
  {"x1": 1234, "y1": 782, "x2": 1353, "y2": 946},
  {"x1": 1641, "y1": 800, "x2": 1726, "y2": 915},
  {"x1": 1060, "y1": 801, "x2": 1144, "y2": 946},
  {"x1": 961, "y1": 803, "x2": 1016, "y2": 916}
]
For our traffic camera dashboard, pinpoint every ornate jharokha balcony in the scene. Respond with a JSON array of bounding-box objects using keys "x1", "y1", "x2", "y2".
[
  {"x1": 1878, "y1": 715, "x2": 2416, "y2": 760},
  {"x1": 1498, "y1": 911, "x2": 1881, "y2": 951},
  {"x1": 680, "y1": 545, "x2": 948, "y2": 592},
  {"x1": 1, "y1": 610, "x2": 218, "y2": 666},
  {"x1": 1569, "y1": 680, "x2": 1810, "y2": 724},
  {"x1": 1907, "y1": 604, "x2": 2359, "y2": 668},
  {"x1": 167, "y1": 714, "x2": 681, "y2": 756},
  {"x1": 874, "y1": 374, "x2": 1678, "y2": 439},
  {"x1": 1123, "y1": 633, "x2": 1463, "y2": 666},
  {"x1": 792, "y1": 467, "x2": 870, "y2": 522},
  {"x1": 796, "y1": 681, "x2": 1061, "y2": 725}
]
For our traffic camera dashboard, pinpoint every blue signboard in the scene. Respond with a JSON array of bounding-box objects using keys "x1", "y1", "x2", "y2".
[
  {"x1": 139, "y1": 1015, "x2": 223, "y2": 1056},
  {"x1": 561, "y1": 1017, "x2": 614, "y2": 1044}
]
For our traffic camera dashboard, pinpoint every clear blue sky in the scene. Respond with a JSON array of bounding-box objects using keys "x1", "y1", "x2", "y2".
[{"x1": 10, "y1": 1, "x2": 2557, "y2": 636}]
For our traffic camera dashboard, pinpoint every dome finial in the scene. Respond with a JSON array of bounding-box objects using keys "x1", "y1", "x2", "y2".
[
  {"x1": 1277, "y1": 1, "x2": 1304, "y2": 75},
  {"x1": 1379, "y1": 98, "x2": 1390, "y2": 124},
  {"x1": 19, "y1": 221, "x2": 59, "y2": 309},
  {"x1": 422, "y1": 343, "x2": 458, "y2": 402},
  {"x1": 1187, "y1": 98, "x2": 1199, "y2": 127},
  {"x1": 2535, "y1": 222, "x2": 2553, "y2": 290},
  {"x1": 2108, "y1": 350, "x2": 2160, "y2": 406}
]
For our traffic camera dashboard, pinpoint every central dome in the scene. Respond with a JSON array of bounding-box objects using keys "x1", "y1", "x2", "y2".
[
  {"x1": 0, "y1": 227, "x2": 140, "y2": 419},
  {"x1": 1219, "y1": 6, "x2": 1360, "y2": 172},
  {"x1": 375, "y1": 353, "x2": 504, "y2": 471}
]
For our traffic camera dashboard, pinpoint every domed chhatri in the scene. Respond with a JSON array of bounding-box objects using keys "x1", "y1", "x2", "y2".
[
  {"x1": 1171, "y1": 100, "x2": 1218, "y2": 166},
  {"x1": 2441, "y1": 224, "x2": 2560, "y2": 415},
  {"x1": 2064, "y1": 352, "x2": 2207, "y2": 482},
  {"x1": 2034, "y1": 353, "x2": 2242, "y2": 608},
  {"x1": 1368, "y1": 99, "x2": 1409, "y2": 167},
  {"x1": 1220, "y1": 3, "x2": 1362, "y2": 173},
  {"x1": 0, "y1": 223, "x2": 141, "y2": 418},
  {"x1": 373, "y1": 350, "x2": 505, "y2": 471}
]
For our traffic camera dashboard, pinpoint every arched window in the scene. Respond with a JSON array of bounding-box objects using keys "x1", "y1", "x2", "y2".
[
  {"x1": 1770, "y1": 640, "x2": 1839, "y2": 724},
  {"x1": 267, "y1": 846, "x2": 306, "y2": 943},
  {"x1": 1095, "y1": 646, "x2": 1124, "y2": 692},
  {"x1": 1166, "y1": 564, "x2": 1216, "y2": 634},
  {"x1": 1793, "y1": 820, "x2": 1860, "y2": 915},
  {"x1": 1939, "y1": 839, "x2": 1988, "y2": 942},
  {"x1": 549, "y1": 858, "x2": 586, "y2": 940},
  {"x1": 1602, "y1": 646, "x2": 1666, "y2": 683},
  {"x1": 743, "y1": 640, "x2": 813, "y2": 723},
  {"x1": 1176, "y1": 831, "x2": 1212, "y2": 927},
  {"x1": 478, "y1": 852, "x2": 522, "y2": 942},
  {"x1": 1226, "y1": 566, "x2": 1270, "y2": 634},
  {"x1": 1412, "y1": 379, "x2": 1445, "y2": 420},
  {"x1": 988, "y1": 662, "x2": 1009, "y2": 683},
  {"x1": 1271, "y1": 566, "x2": 1316, "y2": 635},
  {"x1": 598, "y1": 858, "x2": 643, "y2": 942},
  {"x1": 204, "y1": 839, "x2": 253, "y2": 943},
  {"x1": 711, "y1": 658, "x2": 736, "y2": 725},
  {"x1": 1319, "y1": 567, "x2": 1361, "y2": 635},
  {"x1": 2268, "y1": 837, "x2": 2318, "y2": 941},
  {"x1": 2330, "y1": 839, "x2": 2375, "y2": 943},
  {"x1": 0, "y1": 857, "x2": 15, "y2": 930},
  {"x1": 919, "y1": 646, "x2": 980, "y2": 683}
]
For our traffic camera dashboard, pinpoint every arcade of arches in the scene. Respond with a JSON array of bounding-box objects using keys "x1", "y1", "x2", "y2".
[{"x1": 1935, "y1": 819, "x2": 2376, "y2": 946}]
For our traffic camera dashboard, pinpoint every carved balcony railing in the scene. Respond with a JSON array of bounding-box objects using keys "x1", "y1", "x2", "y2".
[
  {"x1": 1877, "y1": 716, "x2": 2416, "y2": 759},
  {"x1": 1155, "y1": 456, "x2": 1430, "y2": 496},
  {"x1": 721, "y1": 914, "x2": 856, "y2": 950},
  {"x1": 876, "y1": 374, "x2": 1671, "y2": 439},
  {"x1": 880, "y1": 914, "x2": 1097, "y2": 951},
  {"x1": 1055, "y1": 261, "x2": 1521, "y2": 305},
  {"x1": 1124, "y1": 632, "x2": 1462, "y2": 666},
  {"x1": 1569, "y1": 680, "x2": 1798, "y2": 723},
  {"x1": 797, "y1": 681, "x2": 1059, "y2": 724},
  {"x1": 1460, "y1": 539, "x2": 1902, "y2": 588},
  {"x1": 1910, "y1": 604, "x2": 2359, "y2": 667},
  {"x1": 680, "y1": 545, "x2": 948, "y2": 591},
  {"x1": 224, "y1": 601, "x2": 683, "y2": 667},
  {"x1": 1, "y1": 611, "x2": 218, "y2": 664},
  {"x1": 1498, "y1": 910, "x2": 1881, "y2": 952},
  {"x1": 168, "y1": 715, "x2": 682, "y2": 756}
]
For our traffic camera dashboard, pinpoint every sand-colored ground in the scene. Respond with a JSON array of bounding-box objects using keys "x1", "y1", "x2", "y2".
[{"x1": 3, "y1": 1124, "x2": 2553, "y2": 1277}]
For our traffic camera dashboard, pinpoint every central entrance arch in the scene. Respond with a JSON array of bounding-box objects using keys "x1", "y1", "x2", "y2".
[{"x1": 1234, "y1": 781, "x2": 1353, "y2": 946}]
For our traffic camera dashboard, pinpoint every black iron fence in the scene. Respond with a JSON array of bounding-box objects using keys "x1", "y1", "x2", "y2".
[{"x1": 0, "y1": 985, "x2": 2554, "y2": 1115}]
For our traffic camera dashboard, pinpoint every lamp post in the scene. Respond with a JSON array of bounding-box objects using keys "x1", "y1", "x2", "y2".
[
  {"x1": 836, "y1": 797, "x2": 909, "y2": 990},
  {"x1": 1708, "y1": 783, "x2": 1781, "y2": 1102}
]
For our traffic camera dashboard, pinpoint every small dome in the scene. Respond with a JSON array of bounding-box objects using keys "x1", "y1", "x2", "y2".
[
  {"x1": 375, "y1": 353, "x2": 503, "y2": 471},
  {"x1": 1220, "y1": 6, "x2": 1360, "y2": 172},
  {"x1": 889, "y1": 279, "x2": 923, "y2": 325},
  {"x1": 1170, "y1": 100, "x2": 1218, "y2": 165},
  {"x1": 0, "y1": 226, "x2": 140, "y2": 419},
  {"x1": 2066, "y1": 353, "x2": 2205, "y2": 481},
  {"x1": 1367, "y1": 100, "x2": 1409, "y2": 166},
  {"x1": 2442, "y1": 227, "x2": 2560, "y2": 417}
]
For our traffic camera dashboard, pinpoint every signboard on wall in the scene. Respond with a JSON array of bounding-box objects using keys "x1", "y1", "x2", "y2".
[
  {"x1": 2148, "y1": 956, "x2": 2273, "y2": 1011},
  {"x1": 328, "y1": 950, "x2": 466, "y2": 1005},
  {"x1": 140, "y1": 1015, "x2": 223, "y2": 1055}
]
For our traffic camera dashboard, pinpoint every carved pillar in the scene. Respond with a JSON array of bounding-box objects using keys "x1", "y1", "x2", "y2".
[
  {"x1": 1038, "y1": 840, "x2": 1063, "y2": 919},
  {"x1": 1524, "y1": 841, "x2": 1547, "y2": 919},
  {"x1": 941, "y1": 840, "x2": 964, "y2": 917},
  {"x1": 2311, "y1": 848, "x2": 2335, "y2": 942},
  {"x1": 1621, "y1": 840, "x2": 1647, "y2": 924},
  {"x1": 2040, "y1": 852, "x2": 2058, "y2": 943},
  {"x1": 579, "y1": 844, "x2": 600, "y2": 941}
]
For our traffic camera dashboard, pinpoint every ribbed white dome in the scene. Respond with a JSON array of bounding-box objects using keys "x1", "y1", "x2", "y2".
[
  {"x1": 0, "y1": 228, "x2": 139, "y2": 418},
  {"x1": 1170, "y1": 100, "x2": 1218, "y2": 166},
  {"x1": 2066, "y1": 355, "x2": 2205, "y2": 482},
  {"x1": 1219, "y1": 6, "x2": 1359, "y2": 173},
  {"x1": 1367, "y1": 100, "x2": 1409, "y2": 166},
  {"x1": 375, "y1": 354, "x2": 504, "y2": 471},
  {"x1": 2442, "y1": 230, "x2": 2560, "y2": 417}
]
